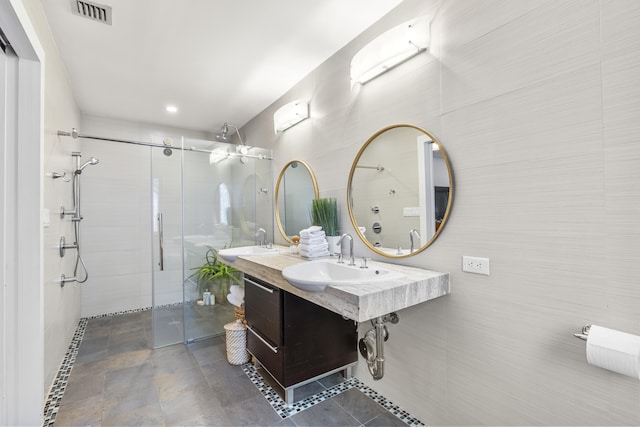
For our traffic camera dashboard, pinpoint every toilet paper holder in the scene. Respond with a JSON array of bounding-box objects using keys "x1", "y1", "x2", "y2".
[{"x1": 574, "y1": 324, "x2": 591, "y2": 341}]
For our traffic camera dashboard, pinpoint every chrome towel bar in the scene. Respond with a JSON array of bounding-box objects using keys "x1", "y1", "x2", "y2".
[{"x1": 574, "y1": 324, "x2": 592, "y2": 341}]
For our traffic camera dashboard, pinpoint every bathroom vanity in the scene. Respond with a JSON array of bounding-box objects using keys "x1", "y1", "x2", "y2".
[
  {"x1": 225, "y1": 246, "x2": 449, "y2": 403},
  {"x1": 244, "y1": 274, "x2": 357, "y2": 402}
]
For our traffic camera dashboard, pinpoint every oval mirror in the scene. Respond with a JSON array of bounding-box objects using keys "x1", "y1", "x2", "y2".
[
  {"x1": 275, "y1": 160, "x2": 319, "y2": 243},
  {"x1": 347, "y1": 124, "x2": 453, "y2": 257}
]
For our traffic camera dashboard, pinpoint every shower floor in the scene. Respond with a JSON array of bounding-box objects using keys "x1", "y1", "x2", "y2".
[{"x1": 153, "y1": 302, "x2": 236, "y2": 347}]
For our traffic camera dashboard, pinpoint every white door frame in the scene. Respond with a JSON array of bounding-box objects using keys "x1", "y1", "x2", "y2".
[{"x1": 0, "y1": 1, "x2": 44, "y2": 425}]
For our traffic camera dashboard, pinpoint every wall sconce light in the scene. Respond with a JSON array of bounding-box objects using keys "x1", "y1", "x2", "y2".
[
  {"x1": 273, "y1": 100, "x2": 309, "y2": 134},
  {"x1": 350, "y1": 15, "x2": 430, "y2": 89}
]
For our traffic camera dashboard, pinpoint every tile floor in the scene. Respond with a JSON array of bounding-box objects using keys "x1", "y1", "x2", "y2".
[{"x1": 48, "y1": 310, "x2": 421, "y2": 426}]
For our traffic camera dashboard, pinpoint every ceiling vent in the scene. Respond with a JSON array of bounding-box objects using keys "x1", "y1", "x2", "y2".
[{"x1": 70, "y1": 0, "x2": 112, "y2": 25}]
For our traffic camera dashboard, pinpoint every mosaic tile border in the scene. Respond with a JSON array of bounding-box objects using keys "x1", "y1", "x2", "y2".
[
  {"x1": 241, "y1": 363, "x2": 425, "y2": 426},
  {"x1": 42, "y1": 318, "x2": 87, "y2": 427}
]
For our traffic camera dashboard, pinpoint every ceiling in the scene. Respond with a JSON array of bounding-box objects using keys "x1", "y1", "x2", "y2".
[{"x1": 41, "y1": 0, "x2": 402, "y2": 135}]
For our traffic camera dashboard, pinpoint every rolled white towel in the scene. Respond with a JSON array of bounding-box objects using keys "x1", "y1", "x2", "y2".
[
  {"x1": 226, "y1": 293, "x2": 244, "y2": 307},
  {"x1": 230, "y1": 285, "x2": 244, "y2": 298}
]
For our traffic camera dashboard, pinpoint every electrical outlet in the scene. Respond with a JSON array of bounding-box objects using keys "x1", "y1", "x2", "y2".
[{"x1": 462, "y1": 256, "x2": 490, "y2": 275}]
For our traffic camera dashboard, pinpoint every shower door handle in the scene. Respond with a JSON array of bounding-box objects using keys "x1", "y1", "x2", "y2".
[{"x1": 158, "y1": 213, "x2": 164, "y2": 271}]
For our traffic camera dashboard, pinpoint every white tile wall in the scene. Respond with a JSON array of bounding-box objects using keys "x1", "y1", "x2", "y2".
[
  {"x1": 21, "y1": 0, "x2": 85, "y2": 397},
  {"x1": 241, "y1": 0, "x2": 640, "y2": 424}
]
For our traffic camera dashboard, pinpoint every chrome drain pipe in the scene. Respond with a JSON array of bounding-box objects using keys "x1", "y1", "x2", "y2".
[{"x1": 359, "y1": 312, "x2": 399, "y2": 380}]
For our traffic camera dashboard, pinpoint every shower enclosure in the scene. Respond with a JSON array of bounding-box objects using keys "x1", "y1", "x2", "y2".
[{"x1": 151, "y1": 137, "x2": 272, "y2": 348}]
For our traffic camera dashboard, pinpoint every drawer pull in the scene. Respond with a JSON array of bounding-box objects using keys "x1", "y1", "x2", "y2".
[
  {"x1": 245, "y1": 277, "x2": 274, "y2": 294},
  {"x1": 247, "y1": 325, "x2": 278, "y2": 354}
]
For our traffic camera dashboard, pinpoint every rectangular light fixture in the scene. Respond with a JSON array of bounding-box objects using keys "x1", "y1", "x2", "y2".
[
  {"x1": 273, "y1": 100, "x2": 309, "y2": 134},
  {"x1": 350, "y1": 15, "x2": 430, "y2": 89}
]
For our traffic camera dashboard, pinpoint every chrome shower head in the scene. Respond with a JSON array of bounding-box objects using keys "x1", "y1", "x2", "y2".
[
  {"x1": 214, "y1": 122, "x2": 244, "y2": 145},
  {"x1": 77, "y1": 157, "x2": 99, "y2": 173}
]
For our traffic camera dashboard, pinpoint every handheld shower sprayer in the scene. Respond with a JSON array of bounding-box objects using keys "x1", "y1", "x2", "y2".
[{"x1": 76, "y1": 157, "x2": 99, "y2": 174}]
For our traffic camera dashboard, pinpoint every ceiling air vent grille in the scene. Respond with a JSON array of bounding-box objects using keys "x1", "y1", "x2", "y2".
[{"x1": 71, "y1": 0, "x2": 112, "y2": 25}]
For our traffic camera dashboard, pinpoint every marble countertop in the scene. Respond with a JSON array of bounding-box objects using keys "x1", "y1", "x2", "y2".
[{"x1": 222, "y1": 245, "x2": 450, "y2": 322}]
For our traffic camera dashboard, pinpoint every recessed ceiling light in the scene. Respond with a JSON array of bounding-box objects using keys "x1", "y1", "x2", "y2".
[{"x1": 165, "y1": 105, "x2": 178, "y2": 113}]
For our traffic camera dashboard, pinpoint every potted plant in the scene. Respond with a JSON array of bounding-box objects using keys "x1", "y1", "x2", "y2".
[
  {"x1": 311, "y1": 198, "x2": 340, "y2": 254},
  {"x1": 191, "y1": 247, "x2": 243, "y2": 305}
]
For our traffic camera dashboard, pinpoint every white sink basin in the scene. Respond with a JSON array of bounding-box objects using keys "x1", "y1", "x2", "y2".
[
  {"x1": 282, "y1": 259, "x2": 405, "y2": 292},
  {"x1": 218, "y1": 246, "x2": 279, "y2": 261}
]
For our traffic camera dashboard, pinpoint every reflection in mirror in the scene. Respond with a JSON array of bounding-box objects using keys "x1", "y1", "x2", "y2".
[
  {"x1": 348, "y1": 124, "x2": 453, "y2": 257},
  {"x1": 275, "y1": 160, "x2": 319, "y2": 243}
]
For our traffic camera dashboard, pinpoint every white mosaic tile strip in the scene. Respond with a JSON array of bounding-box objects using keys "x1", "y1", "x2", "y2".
[
  {"x1": 353, "y1": 380, "x2": 425, "y2": 427},
  {"x1": 241, "y1": 363, "x2": 425, "y2": 426},
  {"x1": 42, "y1": 318, "x2": 87, "y2": 427}
]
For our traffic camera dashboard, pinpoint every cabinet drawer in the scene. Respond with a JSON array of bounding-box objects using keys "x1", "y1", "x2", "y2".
[
  {"x1": 247, "y1": 325, "x2": 284, "y2": 383},
  {"x1": 244, "y1": 275, "x2": 282, "y2": 345}
]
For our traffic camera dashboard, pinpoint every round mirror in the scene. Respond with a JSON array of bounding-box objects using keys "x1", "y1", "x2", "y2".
[
  {"x1": 347, "y1": 124, "x2": 453, "y2": 257},
  {"x1": 275, "y1": 160, "x2": 319, "y2": 243}
]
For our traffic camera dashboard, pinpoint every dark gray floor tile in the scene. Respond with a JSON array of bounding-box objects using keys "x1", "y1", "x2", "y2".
[
  {"x1": 102, "y1": 380, "x2": 160, "y2": 419},
  {"x1": 290, "y1": 399, "x2": 360, "y2": 427},
  {"x1": 110, "y1": 312, "x2": 143, "y2": 325},
  {"x1": 223, "y1": 393, "x2": 283, "y2": 427},
  {"x1": 159, "y1": 383, "x2": 226, "y2": 426},
  {"x1": 272, "y1": 418, "x2": 297, "y2": 427},
  {"x1": 332, "y1": 388, "x2": 386, "y2": 424},
  {"x1": 54, "y1": 394, "x2": 103, "y2": 426},
  {"x1": 155, "y1": 367, "x2": 210, "y2": 402},
  {"x1": 59, "y1": 373, "x2": 105, "y2": 407},
  {"x1": 152, "y1": 344, "x2": 199, "y2": 374},
  {"x1": 364, "y1": 411, "x2": 409, "y2": 426},
  {"x1": 200, "y1": 357, "x2": 246, "y2": 387},
  {"x1": 107, "y1": 334, "x2": 150, "y2": 357},
  {"x1": 110, "y1": 319, "x2": 145, "y2": 336},
  {"x1": 86, "y1": 317, "x2": 111, "y2": 328},
  {"x1": 104, "y1": 360, "x2": 154, "y2": 393},
  {"x1": 75, "y1": 335, "x2": 109, "y2": 364},
  {"x1": 101, "y1": 402, "x2": 166, "y2": 427},
  {"x1": 82, "y1": 323, "x2": 111, "y2": 339},
  {"x1": 68, "y1": 358, "x2": 108, "y2": 379},
  {"x1": 190, "y1": 340, "x2": 227, "y2": 366},
  {"x1": 106, "y1": 347, "x2": 151, "y2": 372}
]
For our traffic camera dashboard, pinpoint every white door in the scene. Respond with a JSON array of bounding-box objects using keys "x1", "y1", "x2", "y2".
[
  {"x1": 0, "y1": 38, "x2": 10, "y2": 427},
  {"x1": 0, "y1": 5, "x2": 44, "y2": 423}
]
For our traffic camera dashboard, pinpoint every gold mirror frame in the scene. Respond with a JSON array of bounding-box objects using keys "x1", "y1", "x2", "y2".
[
  {"x1": 347, "y1": 124, "x2": 454, "y2": 258},
  {"x1": 275, "y1": 160, "x2": 319, "y2": 243}
]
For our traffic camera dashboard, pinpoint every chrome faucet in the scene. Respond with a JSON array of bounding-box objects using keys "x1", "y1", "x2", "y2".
[
  {"x1": 338, "y1": 233, "x2": 355, "y2": 266},
  {"x1": 256, "y1": 227, "x2": 266, "y2": 247},
  {"x1": 409, "y1": 229, "x2": 421, "y2": 253}
]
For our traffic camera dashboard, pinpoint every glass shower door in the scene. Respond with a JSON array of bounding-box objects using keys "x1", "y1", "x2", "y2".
[
  {"x1": 151, "y1": 145, "x2": 184, "y2": 348},
  {"x1": 182, "y1": 141, "x2": 237, "y2": 342}
]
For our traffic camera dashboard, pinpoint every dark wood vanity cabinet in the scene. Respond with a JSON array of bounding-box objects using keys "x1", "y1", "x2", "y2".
[{"x1": 244, "y1": 274, "x2": 357, "y2": 391}]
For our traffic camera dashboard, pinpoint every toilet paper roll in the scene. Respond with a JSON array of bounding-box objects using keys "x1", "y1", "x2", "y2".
[{"x1": 586, "y1": 325, "x2": 640, "y2": 379}]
